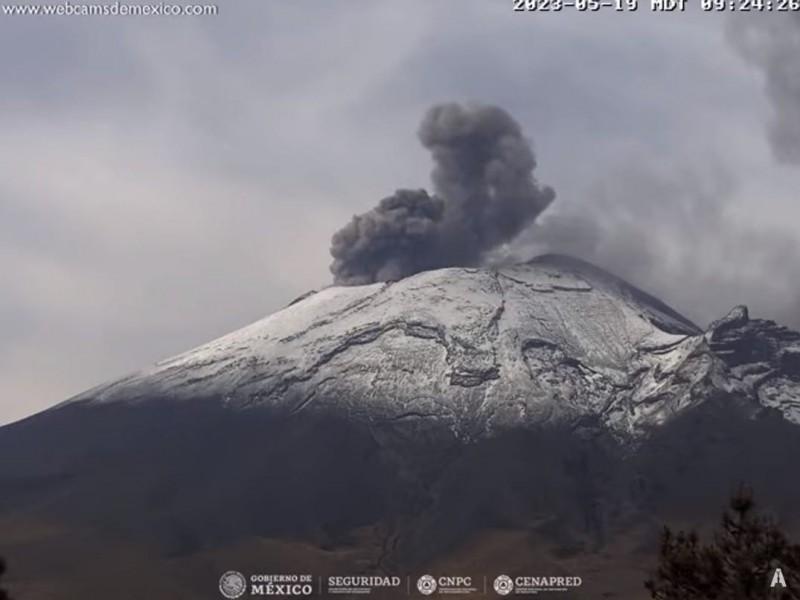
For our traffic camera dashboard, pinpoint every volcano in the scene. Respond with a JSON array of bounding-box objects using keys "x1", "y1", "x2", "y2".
[{"x1": 2, "y1": 255, "x2": 800, "y2": 599}]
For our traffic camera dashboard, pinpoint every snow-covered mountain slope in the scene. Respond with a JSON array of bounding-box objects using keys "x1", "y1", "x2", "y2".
[
  {"x1": 63, "y1": 254, "x2": 800, "y2": 438},
  {"x1": 3, "y1": 254, "x2": 800, "y2": 600}
]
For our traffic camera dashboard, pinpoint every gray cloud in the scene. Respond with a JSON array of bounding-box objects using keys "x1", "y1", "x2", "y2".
[
  {"x1": 0, "y1": 1, "x2": 432, "y2": 424},
  {"x1": 506, "y1": 155, "x2": 800, "y2": 329},
  {"x1": 728, "y1": 14, "x2": 800, "y2": 163},
  {"x1": 330, "y1": 103, "x2": 555, "y2": 284}
]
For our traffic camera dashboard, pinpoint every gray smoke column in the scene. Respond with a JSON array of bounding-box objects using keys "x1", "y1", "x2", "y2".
[
  {"x1": 728, "y1": 14, "x2": 800, "y2": 163},
  {"x1": 330, "y1": 103, "x2": 555, "y2": 285}
]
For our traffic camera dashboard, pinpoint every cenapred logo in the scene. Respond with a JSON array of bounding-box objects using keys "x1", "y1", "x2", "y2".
[
  {"x1": 492, "y1": 574, "x2": 582, "y2": 595},
  {"x1": 417, "y1": 574, "x2": 438, "y2": 595},
  {"x1": 493, "y1": 574, "x2": 514, "y2": 596},
  {"x1": 219, "y1": 571, "x2": 247, "y2": 599}
]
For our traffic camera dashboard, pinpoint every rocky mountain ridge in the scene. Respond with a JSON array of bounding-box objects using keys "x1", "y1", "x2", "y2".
[{"x1": 61, "y1": 254, "x2": 800, "y2": 439}]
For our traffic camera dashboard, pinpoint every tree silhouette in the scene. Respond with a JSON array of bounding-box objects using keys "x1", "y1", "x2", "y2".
[
  {"x1": 0, "y1": 556, "x2": 10, "y2": 600},
  {"x1": 645, "y1": 485, "x2": 800, "y2": 599}
]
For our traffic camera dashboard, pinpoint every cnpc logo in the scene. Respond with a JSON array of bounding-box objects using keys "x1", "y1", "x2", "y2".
[{"x1": 417, "y1": 574, "x2": 475, "y2": 595}]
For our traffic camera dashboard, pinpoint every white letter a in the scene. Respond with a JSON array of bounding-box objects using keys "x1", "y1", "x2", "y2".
[{"x1": 771, "y1": 568, "x2": 786, "y2": 588}]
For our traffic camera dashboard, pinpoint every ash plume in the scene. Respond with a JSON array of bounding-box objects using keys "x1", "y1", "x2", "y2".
[
  {"x1": 728, "y1": 14, "x2": 800, "y2": 163},
  {"x1": 505, "y1": 157, "x2": 800, "y2": 329},
  {"x1": 330, "y1": 103, "x2": 555, "y2": 285}
]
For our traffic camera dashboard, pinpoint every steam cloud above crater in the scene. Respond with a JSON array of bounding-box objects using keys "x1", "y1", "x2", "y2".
[
  {"x1": 728, "y1": 14, "x2": 800, "y2": 163},
  {"x1": 329, "y1": 103, "x2": 556, "y2": 285}
]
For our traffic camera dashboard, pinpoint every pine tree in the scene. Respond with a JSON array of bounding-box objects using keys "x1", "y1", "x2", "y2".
[
  {"x1": 645, "y1": 485, "x2": 800, "y2": 599},
  {"x1": 0, "y1": 556, "x2": 10, "y2": 600}
]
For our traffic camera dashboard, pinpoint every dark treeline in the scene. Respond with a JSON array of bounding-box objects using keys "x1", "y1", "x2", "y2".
[{"x1": 646, "y1": 486, "x2": 800, "y2": 599}]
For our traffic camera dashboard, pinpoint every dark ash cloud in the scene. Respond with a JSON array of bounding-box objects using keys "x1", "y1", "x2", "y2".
[
  {"x1": 330, "y1": 102, "x2": 555, "y2": 284},
  {"x1": 329, "y1": 189, "x2": 444, "y2": 286},
  {"x1": 728, "y1": 14, "x2": 800, "y2": 163}
]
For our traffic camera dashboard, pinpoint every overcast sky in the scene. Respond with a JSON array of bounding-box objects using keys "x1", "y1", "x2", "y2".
[{"x1": 1, "y1": 2, "x2": 799, "y2": 425}]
